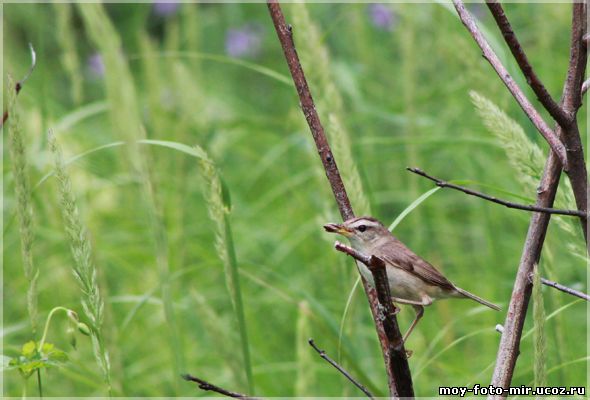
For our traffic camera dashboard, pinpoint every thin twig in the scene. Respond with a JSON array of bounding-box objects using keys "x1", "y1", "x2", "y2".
[
  {"x1": 2, "y1": 43, "x2": 36, "y2": 128},
  {"x1": 452, "y1": 0, "x2": 568, "y2": 169},
  {"x1": 540, "y1": 278, "x2": 589, "y2": 302},
  {"x1": 485, "y1": 0, "x2": 571, "y2": 128},
  {"x1": 308, "y1": 339, "x2": 374, "y2": 399},
  {"x1": 407, "y1": 167, "x2": 587, "y2": 218},
  {"x1": 182, "y1": 374, "x2": 257, "y2": 399},
  {"x1": 267, "y1": 1, "x2": 414, "y2": 397}
]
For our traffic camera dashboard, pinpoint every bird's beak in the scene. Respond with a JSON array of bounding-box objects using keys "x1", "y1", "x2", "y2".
[{"x1": 323, "y1": 223, "x2": 353, "y2": 237}]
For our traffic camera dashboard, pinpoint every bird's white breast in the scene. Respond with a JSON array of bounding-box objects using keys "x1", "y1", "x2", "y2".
[{"x1": 356, "y1": 260, "x2": 447, "y2": 303}]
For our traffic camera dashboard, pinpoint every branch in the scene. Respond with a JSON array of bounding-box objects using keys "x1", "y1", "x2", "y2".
[
  {"x1": 490, "y1": 4, "x2": 588, "y2": 394},
  {"x1": 452, "y1": 0, "x2": 568, "y2": 169},
  {"x1": 558, "y1": 2, "x2": 588, "y2": 243},
  {"x1": 308, "y1": 339, "x2": 374, "y2": 399},
  {"x1": 485, "y1": 1, "x2": 571, "y2": 128},
  {"x1": 490, "y1": 151, "x2": 562, "y2": 395},
  {"x1": 182, "y1": 374, "x2": 257, "y2": 399},
  {"x1": 267, "y1": 1, "x2": 414, "y2": 397},
  {"x1": 2, "y1": 43, "x2": 36, "y2": 128},
  {"x1": 334, "y1": 241, "x2": 414, "y2": 394},
  {"x1": 407, "y1": 167, "x2": 587, "y2": 218},
  {"x1": 540, "y1": 277, "x2": 590, "y2": 302}
]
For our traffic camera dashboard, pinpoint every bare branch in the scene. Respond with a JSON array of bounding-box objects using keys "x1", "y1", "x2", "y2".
[
  {"x1": 2, "y1": 43, "x2": 37, "y2": 128},
  {"x1": 540, "y1": 277, "x2": 590, "y2": 302},
  {"x1": 267, "y1": 1, "x2": 414, "y2": 396},
  {"x1": 485, "y1": 1, "x2": 571, "y2": 128},
  {"x1": 491, "y1": 4, "x2": 588, "y2": 393},
  {"x1": 490, "y1": 150, "x2": 562, "y2": 395},
  {"x1": 333, "y1": 241, "x2": 414, "y2": 394},
  {"x1": 407, "y1": 167, "x2": 587, "y2": 218},
  {"x1": 182, "y1": 374, "x2": 257, "y2": 399},
  {"x1": 452, "y1": 0, "x2": 568, "y2": 169},
  {"x1": 559, "y1": 2, "x2": 588, "y2": 242},
  {"x1": 308, "y1": 339, "x2": 374, "y2": 399}
]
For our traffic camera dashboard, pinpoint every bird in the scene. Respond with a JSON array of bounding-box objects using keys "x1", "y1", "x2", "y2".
[{"x1": 324, "y1": 216, "x2": 500, "y2": 343}]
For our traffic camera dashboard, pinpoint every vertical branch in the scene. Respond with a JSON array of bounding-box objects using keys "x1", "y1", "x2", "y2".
[
  {"x1": 559, "y1": 3, "x2": 588, "y2": 243},
  {"x1": 490, "y1": 151, "x2": 561, "y2": 395},
  {"x1": 266, "y1": 1, "x2": 414, "y2": 397},
  {"x1": 489, "y1": 3, "x2": 588, "y2": 395}
]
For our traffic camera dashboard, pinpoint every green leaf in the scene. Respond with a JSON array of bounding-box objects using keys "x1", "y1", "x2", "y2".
[
  {"x1": 138, "y1": 139, "x2": 209, "y2": 159},
  {"x1": 388, "y1": 187, "x2": 441, "y2": 231},
  {"x1": 21, "y1": 341, "x2": 37, "y2": 357},
  {"x1": 41, "y1": 342, "x2": 55, "y2": 354},
  {"x1": 47, "y1": 349, "x2": 69, "y2": 364},
  {"x1": 219, "y1": 176, "x2": 232, "y2": 210}
]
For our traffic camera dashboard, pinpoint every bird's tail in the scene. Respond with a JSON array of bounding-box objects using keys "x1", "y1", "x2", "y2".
[{"x1": 454, "y1": 286, "x2": 500, "y2": 311}]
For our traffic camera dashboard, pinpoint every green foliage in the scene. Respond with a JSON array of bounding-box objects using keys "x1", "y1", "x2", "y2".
[
  {"x1": 198, "y1": 147, "x2": 254, "y2": 393},
  {"x1": 533, "y1": 265, "x2": 547, "y2": 389},
  {"x1": 47, "y1": 131, "x2": 111, "y2": 392},
  {"x1": 7, "y1": 74, "x2": 39, "y2": 335},
  {"x1": 8, "y1": 341, "x2": 69, "y2": 379},
  {"x1": 470, "y1": 91, "x2": 583, "y2": 253}
]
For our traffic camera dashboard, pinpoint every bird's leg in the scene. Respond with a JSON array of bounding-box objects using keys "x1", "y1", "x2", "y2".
[{"x1": 402, "y1": 305, "x2": 424, "y2": 343}]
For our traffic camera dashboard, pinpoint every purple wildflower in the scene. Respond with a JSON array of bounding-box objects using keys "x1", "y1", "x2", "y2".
[
  {"x1": 225, "y1": 25, "x2": 263, "y2": 59},
  {"x1": 153, "y1": 1, "x2": 180, "y2": 17},
  {"x1": 367, "y1": 4, "x2": 396, "y2": 31},
  {"x1": 87, "y1": 52, "x2": 105, "y2": 77}
]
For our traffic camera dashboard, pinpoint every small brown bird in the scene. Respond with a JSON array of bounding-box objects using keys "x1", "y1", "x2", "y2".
[{"x1": 324, "y1": 216, "x2": 499, "y2": 342}]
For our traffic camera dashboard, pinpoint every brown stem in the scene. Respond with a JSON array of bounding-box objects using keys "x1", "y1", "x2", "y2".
[
  {"x1": 540, "y1": 277, "x2": 590, "y2": 302},
  {"x1": 266, "y1": 2, "x2": 414, "y2": 397},
  {"x1": 560, "y1": 2, "x2": 588, "y2": 244},
  {"x1": 485, "y1": 0, "x2": 571, "y2": 128},
  {"x1": 452, "y1": 0, "x2": 569, "y2": 169},
  {"x1": 334, "y1": 242, "x2": 414, "y2": 393},
  {"x1": 2, "y1": 43, "x2": 36, "y2": 128},
  {"x1": 407, "y1": 167, "x2": 587, "y2": 218},
  {"x1": 308, "y1": 338, "x2": 374, "y2": 399},
  {"x1": 489, "y1": 4, "x2": 588, "y2": 395},
  {"x1": 182, "y1": 374, "x2": 257, "y2": 399},
  {"x1": 490, "y1": 149, "x2": 562, "y2": 398}
]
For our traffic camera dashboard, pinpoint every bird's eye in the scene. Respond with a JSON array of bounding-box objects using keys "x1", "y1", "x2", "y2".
[{"x1": 358, "y1": 225, "x2": 367, "y2": 232}]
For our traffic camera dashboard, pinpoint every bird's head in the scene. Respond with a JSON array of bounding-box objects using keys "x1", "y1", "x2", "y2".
[{"x1": 324, "y1": 216, "x2": 389, "y2": 249}]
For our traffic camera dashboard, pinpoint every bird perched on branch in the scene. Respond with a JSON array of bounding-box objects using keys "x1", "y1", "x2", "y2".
[{"x1": 324, "y1": 216, "x2": 500, "y2": 343}]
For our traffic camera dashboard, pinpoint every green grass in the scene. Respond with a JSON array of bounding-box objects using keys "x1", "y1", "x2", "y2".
[{"x1": 3, "y1": 2, "x2": 587, "y2": 397}]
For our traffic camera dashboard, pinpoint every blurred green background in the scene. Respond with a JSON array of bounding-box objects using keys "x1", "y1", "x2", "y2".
[{"x1": 3, "y1": 2, "x2": 587, "y2": 397}]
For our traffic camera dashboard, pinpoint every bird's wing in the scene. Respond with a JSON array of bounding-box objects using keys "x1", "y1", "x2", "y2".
[{"x1": 376, "y1": 240, "x2": 456, "y2": 290}]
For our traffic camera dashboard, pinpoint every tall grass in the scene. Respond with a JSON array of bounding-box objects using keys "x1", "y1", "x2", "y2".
[
  {"x1": 47, "y1": 130, "x2": 111, "y2": 393},
  {"x1": 76, "y1": 3, "x2": 184, "y2": 388},
  {"x1": 54, "y1": 2, "x2": 83, "y2": 104},
  {"x1": 532, "y1": 264, "x2": 547, "y2": 389},
  {"x1": 290, "y1": 4, "x2": 371, "y2": 217},
  {"x1": 295, "y1": 301, "x2": 314, "y2": 396},
  {"x1": 198, "y1": 146, "x2": 254, "y2": 393},
  {"x1": 470, "y1": 91, "x2": 582, "y2": 248},
  {"x1": 7, "y1": 74, "x2": 39, "y2": 335}
]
